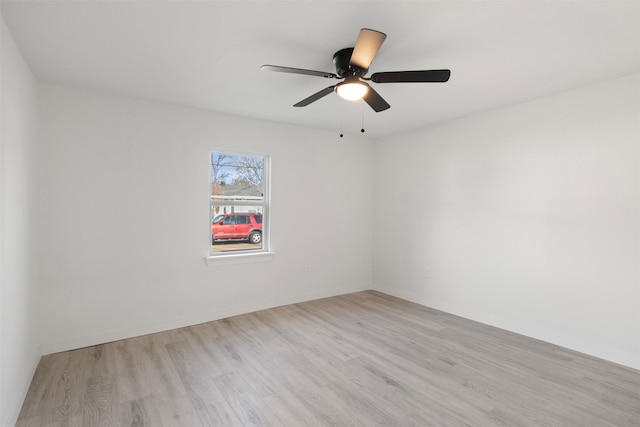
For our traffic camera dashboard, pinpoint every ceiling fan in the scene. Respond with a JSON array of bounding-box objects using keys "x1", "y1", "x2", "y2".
[{"x1": 261, "y1": 28, "x2": 451, "y2": 112}]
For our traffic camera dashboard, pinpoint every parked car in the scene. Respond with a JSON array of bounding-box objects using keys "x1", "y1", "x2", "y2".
[{"x1": 211, "y1": 213, "x2": 262, "y2": 244}]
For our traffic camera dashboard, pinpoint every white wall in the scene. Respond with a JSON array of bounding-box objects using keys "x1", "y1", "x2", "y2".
[
  {"x1": 0, "y1": 16, "x2": 41, "y2": 426},
  {"x1": 374, "y1": 74, "x2": 640, "y2": 369},
  {"x1": 37, "y1": 84, "x2": 373, "y2": 354}
]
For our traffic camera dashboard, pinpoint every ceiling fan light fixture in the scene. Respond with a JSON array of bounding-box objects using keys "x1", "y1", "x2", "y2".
[
  {"x1": 262, "y1": 28, "x2": 450, "y2": 112},
  {"x1": 336, "y1": 81, "x2": 368, "y2": 101}
]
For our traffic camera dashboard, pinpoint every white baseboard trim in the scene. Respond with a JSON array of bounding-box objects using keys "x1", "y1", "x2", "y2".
[{"x1": 41, "y1": 284, "x2": 369, "y2": 355}]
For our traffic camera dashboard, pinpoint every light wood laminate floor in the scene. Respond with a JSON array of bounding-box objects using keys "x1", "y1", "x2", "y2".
[{"x1": 16, "y1": 291, "x2": 640, "y2": 426}]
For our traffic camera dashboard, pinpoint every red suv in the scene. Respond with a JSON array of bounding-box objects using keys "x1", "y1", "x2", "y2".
[{"x1": 211, "y1": 213, "x2": 263, "y2": 244}]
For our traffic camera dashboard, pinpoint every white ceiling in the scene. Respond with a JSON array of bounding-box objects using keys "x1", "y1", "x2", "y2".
[{"x1": 2, "y1": 1, "x2": 639, "y2": 138}]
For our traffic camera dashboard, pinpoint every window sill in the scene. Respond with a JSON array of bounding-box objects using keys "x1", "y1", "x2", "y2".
[{"x1": 205, "y1": 251, "x2": 275, "y2": 267}]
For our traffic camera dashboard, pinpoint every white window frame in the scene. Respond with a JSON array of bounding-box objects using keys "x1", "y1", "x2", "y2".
[{"x1": 205, "y1": 149, "x2": 272, "y2": 265}]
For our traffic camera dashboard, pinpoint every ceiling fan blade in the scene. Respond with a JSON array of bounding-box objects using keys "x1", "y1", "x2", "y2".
[
  {"x1": 293, "y1": 85, "x2": 336, "y2": 107},
  {"x1": 349, "y1": 28, "x2": 387, "y2": 72},
  {"x1": 363, "y1": 84, "x2": 390, "y2": 112},
  {"x1": 261, "y1": 65, "x2": 338, "y2": 79},
  {"x1": 371, "y1": 69, "x2": 451, "y2": 83}
]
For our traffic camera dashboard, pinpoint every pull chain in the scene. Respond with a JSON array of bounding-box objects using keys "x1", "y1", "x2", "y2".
[{"x1": 339, "y1": 99, "x2": 344, "y2": 138}]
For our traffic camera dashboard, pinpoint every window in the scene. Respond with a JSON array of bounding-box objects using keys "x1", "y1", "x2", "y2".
[{"x1": 209, "y1": 151, "x2": 269, "y2": 256}]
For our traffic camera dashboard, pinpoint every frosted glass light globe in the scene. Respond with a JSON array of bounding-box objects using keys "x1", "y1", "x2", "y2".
[{"x1": 336, "y1": 82, "x2": 368, "y2": 101}]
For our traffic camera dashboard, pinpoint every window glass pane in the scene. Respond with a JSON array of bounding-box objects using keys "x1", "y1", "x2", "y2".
[
  {"x1": 210, "y1": 205, "x2": 264, "y2": 253},
  {"x1": 210, "y1": 153, "x2": 264, "y2": 202}
]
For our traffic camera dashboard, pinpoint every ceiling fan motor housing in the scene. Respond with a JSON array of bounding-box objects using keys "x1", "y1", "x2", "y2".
[{"x1": 333, "y1": 48, "x2": 366, "y2": 78}]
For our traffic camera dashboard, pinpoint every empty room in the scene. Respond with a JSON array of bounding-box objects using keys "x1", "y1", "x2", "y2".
[{"x1": 1, "y1": 1, "x2": 639, "y2": 426}]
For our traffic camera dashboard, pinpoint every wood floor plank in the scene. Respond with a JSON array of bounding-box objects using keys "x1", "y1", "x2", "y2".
[
  {"x1": 16, "y1": 291, "x2": 640, "y2": 426},
  {"x1": 135, "y1": 334, "x2": 188, "y2": 400},
  {"x1": 155, "y1": 395, "x2": 203, "y2": 427},
  {"x1": 118, "y1": 395, "x2": 164, "y2": 427},
  {"x1": 181, "y1": 326, "x2": 235, "y2": 378},
  {"x1": 213, "y1": 372, "x2": 280, "y2": 426},
  {"x1": 164, "y1": 340, "x2": 226, "y2": 409},
  {"x1": 195, "y1": 399, "x2": 244, "y2": 427},
  {"x1": 262, "y1": 389, "x2": 325, "y2": 426},
  {"x1": 113, "y1": 339, "x2": 149, "y2": 403},
  {"x1": 82, "y1": 375, "x2": 118, "y2": 427},
  {"x1": 40, "y1": 414, "x2": 84, "y2": 427}
]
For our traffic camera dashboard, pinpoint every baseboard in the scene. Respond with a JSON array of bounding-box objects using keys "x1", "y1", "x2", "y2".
[
  {"x1": 41, "y1": 284, "x2": 369, "y2": 355},
  {"x1": 373, "y1": 284, "x2": 640, "y2": 371}
]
